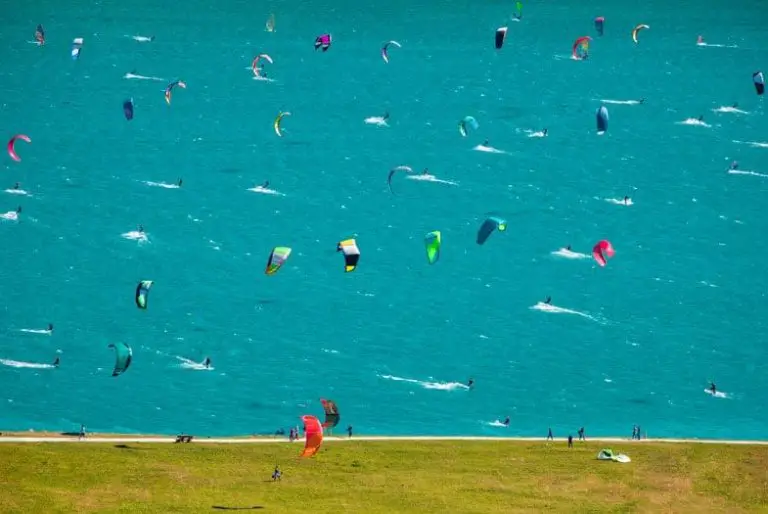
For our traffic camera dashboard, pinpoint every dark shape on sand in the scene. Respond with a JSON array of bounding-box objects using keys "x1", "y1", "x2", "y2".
[{"x1": 212, "y1": 506, "x2": 264, "y2": 511}]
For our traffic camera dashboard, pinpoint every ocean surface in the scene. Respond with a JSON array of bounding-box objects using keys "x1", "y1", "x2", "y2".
[{"x1": 2, "y1": 0, "x2": 767, "y2": 439}]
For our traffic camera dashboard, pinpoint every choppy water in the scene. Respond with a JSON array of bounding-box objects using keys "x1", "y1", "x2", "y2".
[{"x1": 2, "y1": 0, "x2": 767, "y2": 439}]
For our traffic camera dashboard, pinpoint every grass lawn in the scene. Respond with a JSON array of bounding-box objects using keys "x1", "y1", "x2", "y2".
[{"x1": 0, "y1": 440, "x2": 766, "y2": 513}]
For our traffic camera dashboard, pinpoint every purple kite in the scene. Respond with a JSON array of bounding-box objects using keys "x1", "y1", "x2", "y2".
[{"x1": 314, "y1": 34, "x2": 332, "y2": 52}]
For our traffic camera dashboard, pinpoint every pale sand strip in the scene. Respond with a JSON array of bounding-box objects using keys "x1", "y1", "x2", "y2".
[{"x1": 0, "y1": 435, "x2": 766, "y2": 445}]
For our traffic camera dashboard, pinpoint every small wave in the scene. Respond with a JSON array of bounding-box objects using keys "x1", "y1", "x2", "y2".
[
  {"x1": 605, "y1": 197, "x2": 633, "y2": 206},
  {"x1": 599, "y1": 99, "x2": 641, "y2": 105},
  {"x1": 143, "y1": 181, "x2": 180, "y2": 189},
  {"x1": 121, "y1": 231, "x2": 149, "y2": 243},
  {"x1": 733, "y1": 140, "x2": 768, "y2": 149},
  {"x1": 551, "y1": 248, "x2": 590, "y2": 260},
  {"x1": 175, "y1": 356, "x2": 213, "y2": 371},
  {"x1": 697, "y1": 42, "x2": 737, "y2": 48},
  {"x1": 19, "y1": 328, "x2": 52, "y2": 335},
  {"x1": 378, "y1": 374, "x2": 470, "y2": 391},
  {"x1": 1, "y1": 211, "x2": 19, "y2": 221},
  {"x1": 525, "y1": 130, "x2": 547, "y2": 138},
  {"x1": 728, "y1": 170, "x2": 768, "y2": 178},
  {"x1": 4, "y1": 189, "x2": 29, "y2": 196},
  {"x1": 530, "y1": 302, "x2": 598, "y2": 322},
  {"x1": 247, "y1": 186, "x2": 285, "y2": 196},
  {"x1": 704, "y1": 389, "x2": 729, "y2": 399},
  {"x1": 713, "y1": 106, "x2": 748, "y2": 114},
  {"x1": 0, "y1": 359, "x2": 55, "y2": 369},
  {"x1": 125, "y1": 35, "x2": 154, "y2": 42},
  {"x1": 364, "y1": 116, "x2": 389, "y2": 127},
  {"x1": 677, "y1": 118, "x2": 711, "y2": 127},
  {"x1": 473, "y1": 144, "x2": 506, "y2": 154},
  {"x1": 123, "y1": 72, "x2": 165, "y2": 81},
  {"x1": 405, "y1": 174, "x2": 458, "y2": 186},
  {"x1": 485, "y1": 420, "x2": 509, "y2": 428},
  {"x1": 252, "y1": 76, "x2": 275, "y2": 83}
]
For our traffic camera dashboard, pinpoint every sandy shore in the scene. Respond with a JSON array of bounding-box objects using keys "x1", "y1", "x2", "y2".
[{"x1": 0, "y1": 432, "x2": 766, "y2": 445}]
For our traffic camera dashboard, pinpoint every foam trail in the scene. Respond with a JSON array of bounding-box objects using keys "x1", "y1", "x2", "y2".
[
  {"x1": 364, "y1": 116, "x2": 389, "y2": 127},
  {"x1": 378, "y1": 374, "x2": 470, "y2": 391},
  {"x1": 473, "y1": 144, "x2": 506, "y2": 154},
  {"x1": 712, "y1": 106, "x2": 748, "y2": 114},
  {"x1": 530, "y1": 302, "x2": 599, "y2": 322},
  {"x1": 550, "y1": 248, "x2": 590, "y2": 260},
  {"x1": 598, "y1": 99, "x2": 641, "y2": 105},
  {"x1": 704, "y1": 389, "x2": 729, "y2": 399},
  {"x1": 485, "y1": 420, "x2": 509, "y2": 428},
  {"x1": 728, "y1": 170, "x2": 768, "y2": 178},
  {"x1": 123, "y1": 72, "x2": 165, "y2": 81},
  {"x1": 733, "y1": 140, "x2": 768, "y2": 149},
  {"x1": 676, "y1": 118, "x2": 711, "y2": 128},
  {"x1": 4, "y1": 188, "x2": 29, "y2": 196},
  {"x1": 175, "y1": 356, "x2": 214, "y2": 371},
  {"x1": 121, "y1": 231, "x2": 149, "y2": 243},
  {"x1": 247, "y1": 186, "x2": 285, "y2": 196},
  {"x1": 143, "y1": 181, "x2": 180, "y2": 189},
  {"x1": 0, "y1": 359, "x2": 55, "y2": 369},
  {"x1": 406, "y1": 174, "x2": 458, "y2": 186},
  {"x1": 19, "y1": 328, "x2": 52, "y2": 335},
  {"x1": 605, "y1": 197, "x2": 633, "y2": 206}
]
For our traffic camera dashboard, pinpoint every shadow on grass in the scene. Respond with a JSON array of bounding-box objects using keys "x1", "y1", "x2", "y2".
[
  {"x1": 114, "y1": 444, "x2": 149, "y2": 450},
  {"x1": 211, "y1": 506, "x2": 264, "y2": 510}
]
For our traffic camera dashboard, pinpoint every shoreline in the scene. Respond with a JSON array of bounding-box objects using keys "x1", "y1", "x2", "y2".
[{"x1": 1, "y1": 431, "x2": 766, "y2": 445}]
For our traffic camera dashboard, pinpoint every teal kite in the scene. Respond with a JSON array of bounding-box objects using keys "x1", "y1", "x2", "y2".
[
  {"x1": 108, "y1": 342, "x2": 133, "y2": 377},
  {"x1": 135, "y1": 280, "x2": 153, "y2": 309}
]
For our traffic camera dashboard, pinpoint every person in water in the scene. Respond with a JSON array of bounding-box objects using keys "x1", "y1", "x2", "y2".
[
  {"x1": 203, "y1": 357, "x2": 211, "y2": 369},
  {"x1": 697, "y1": 115, "x2": 704, "y2": 122},
  {"x1": 382, "y1": 111, "x2": 390, "y2": 121},
  {"x1": 566, "y1": 245, "x2": 572, "y2": 251},
  {"x1": 467, "y1": 378, "x2": 475, "y2": 388},
  {"x1": 482, "y1": 139, "x2": 489, "y2": 147},
  {"x1": 542, "y1": 128, "x2": 548, "y2": 136},
  {"x1": 709, "y1": 382, "x2": 717, "y2": 394},
  {"x1": 259, "y1": 63, "x2": 267, "y2": 78},
  {"x1": 732, "y1": 102, "x2": 739, "y2": 108},
  {"x1": 730, "y1": 161, "x2": 739, "y2": 170},
  {"x1": 15, "y1": 206, "x2": 21, "y2": 214},
  {"x1": 178, "y1": 178, "x2": 183, "y2": 187},
  {"x1": 544, "y1": 296, "x2": 552, "y2": 305},
  {"x1": 13, "y1": 182, "x2": 19, "y2": 190},
  {"x1": 623, "y1": 196, "x2": 630, "y2": 205},
  {"x1": 261, "y1": 180, "x2": 270, "y2": 189},
  {"x1": 47, "y1": 323, "x2": 54, "y2": 332},
  {"x1": 503, "y1": 416, "x2": 510, "y2": 426},
  {"x1": 638, "y1": 98, "x2": 645, "y2": 104},
  {"x1": 53, "y1": 356, "x2": 60, "y2": 368},
  {"x1": 421, "y1": 168, "x2": 430, "y2": 176},
  {"x1": 138, "y1": 224, "x2": 144, "y2": 233}
]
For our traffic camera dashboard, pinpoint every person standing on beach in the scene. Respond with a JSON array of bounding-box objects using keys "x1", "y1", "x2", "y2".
[
  {"x1": 578, "y1": 427, "x2": 585, "y2": 441},
  {"x1": 79, "y1": 424, "x2": 86, "y2": 440},
  {"x1": 632, "y1": 425, "x2": 638, "y2": 440},
  {"x1": 547, "y1": 427, "x2": 553, "y2": 441},
  {"x1": 567, "y1": 434, "x2": 573, "y2": 448},
  {"x1": 347, "y1": 425, "x2": 353, "y2": 438},
  {"x1": 637, "y1": 426, "x2": 642, "y2": 440}
]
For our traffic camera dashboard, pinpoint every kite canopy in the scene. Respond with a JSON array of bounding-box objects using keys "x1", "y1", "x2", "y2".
[
  {"x1": 381, "y1": 40, "x2": 401, "y2": 63},
  {"x1": 274, "y1": 111, "x2": 291, "y2": 137},
  {"x1": 164, "y1": 80, "x2": 186, "y2": 105},
  {"x1": 109, "y1": 342, "x2": 133, "y2": 377},
  {"x1": 135, "y1": 280, "x2": 153, "y2": 309},
  {"x1": 572, "y1": 36, "x2": 591, "y2": 60},
  {"x1": 34, "y1": 25, "x2": 45, "y2": 45},
  {"x1": 320, "y1": 399, "x2": 340, "y2": 428},
  {"x1": 387, "y1": 165, "x2": 413, "y2": 194},
  {"x1": 71, "y1": 37, "x2": 83, "y2": 60},
  {"x1": 252, "y1": 53, "x2": 273, "y2": 77},
  {"x1": 458, "y1": 116, "x2": 478, "y2": 137},
  {"x1": 753, "y1": 71, "x2": 765, "y2": 95},
  {"x1": 425, "y1": 231, "x2": 441, "y2": 264},
  {"x1": 477, "y1": 216, "x2": 507, "y2": 245},
  {"x1": 315, "y1": 34, "x2": 332, "y2": 51},
  {"x1": 592, "y1": 239, "x2": 615, "y2": 267},
  {"x1": 123, "y1": 99, "x2": 134, "y2": 121},
  {"x1": 301, "y1": 415, "x2": 323, "y2": 457},
  {"x1": 495, "y1": 26, "x2": 508, "y2": 49},
  {"x1": 265, "y1": 246, "x2": 292, "y2": 275},
  {"x1": 594, "y1": 17, "x2": 605, "y2": 36},
  {"x1": 631, "y1": 24, "x2": 649, "y2": 44},
  {"x1": 7, "y1": 134, "x2": 31, "y2": 162},
  {"x1": 596, "y1": 105, "x2": 609, "y2": 134},
  {"x1": 337, "y1": 239, "x2": 360, "y2": 272},
  {"x1": 266, "y1": 13, "x2": 275, "y2": 32}
]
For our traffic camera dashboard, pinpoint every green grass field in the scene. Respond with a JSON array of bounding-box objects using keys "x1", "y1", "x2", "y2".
[{"x1": 1, "y1": 440, "x2": 766, "y2": 513}]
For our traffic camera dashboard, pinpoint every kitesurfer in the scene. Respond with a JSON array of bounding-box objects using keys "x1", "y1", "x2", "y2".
[
  {"x1": 566, "y1": 245, "x2": 572, "y2": 251},
  {"x1": 709, "y1": 382, "x2": 717, "y2": 395},
  {"x1": 382, "y1": 111, "x2": 390, "y2": 121},
  {"x1": 13, "y1": 182, "x2": 19, "y2": 190},
  {"x1": 203, "y1": 357, "x2": 211, "y2": 368},
  {"x1": 730, "y1": 161, "x2": 739, "y2": 170},
  {"x1": 53, "y1": 357, "x2": 60, "y2": 368},
  {"x1": 467, "y1": 377, "x2": 475, "y2": 388},
  {"x1": 421, "y1": 168, "x2": 430, "y2": 176},
  {"x1": 503, "y1": 416, "x2": 510, "y2": 426},
  {"x1": 47, "y1": 323, "x2": 53, "y2": 332},
  {"x1": 482, "y1": 139, "x2": 489, "y2": 147},
  {"x1": 542, "y1": 128, "x2": 548, "y2": 136},
  {"x1": 624, "y1": 196, "x2": 630, "y2": 205},
  {"x1": 544, "y1": 296, "x2": 552, "y2": 305},
  {"x1": 261, "y1": 180, "x2": 270, "y2": 189},
  {"x1": 178, "y1": 178, "x2": 183, "y2": 187},
  {"x1": 732, "y1": 102, "x2": 739, "y2": 108},
  {"x1": 697, "y1": 115, "x2": 704, "y2": 122},
  {"x1": 137, "y1": 224, "x2": 144, "y2": 234},
  {"x1": 15, "y1": 207, "x2": 21, "y2": 214}
]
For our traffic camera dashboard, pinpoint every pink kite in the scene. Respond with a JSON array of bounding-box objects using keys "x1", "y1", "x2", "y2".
[
  {"x1": 592, "y1": 240, "x2": 615, "y2": 267},
  {"x1": 7, "y1": 134, "x2": 31, "y2": 162}
]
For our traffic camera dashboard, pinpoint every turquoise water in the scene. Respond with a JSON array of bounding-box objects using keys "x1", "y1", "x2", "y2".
[{"x1": 2, "y1": 0, "x2": 767, "y2": 439}]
